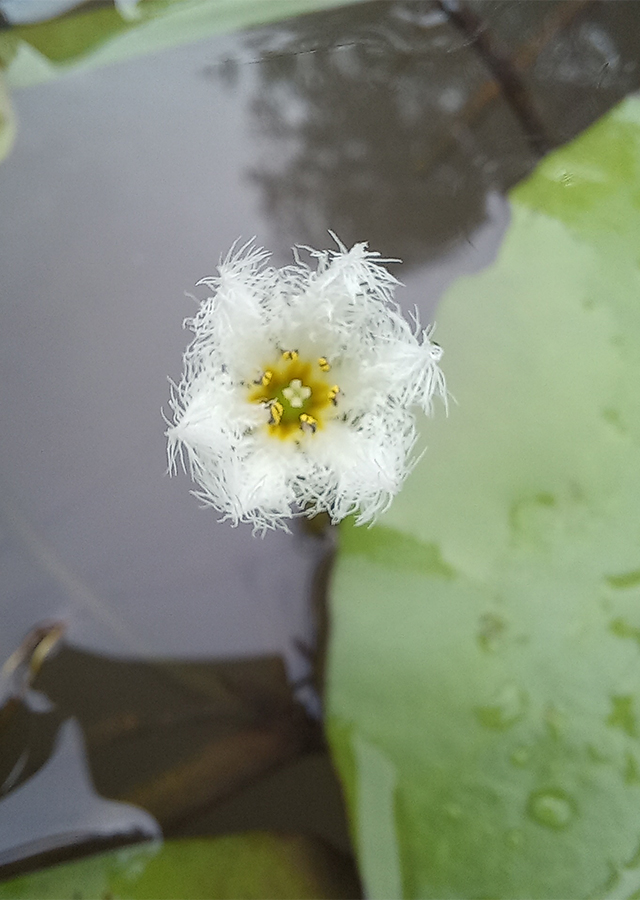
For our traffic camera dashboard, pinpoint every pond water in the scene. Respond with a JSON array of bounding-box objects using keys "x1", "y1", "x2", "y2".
[{"x1": 0, "y1": 0, "x2": 638, "y2": 885}]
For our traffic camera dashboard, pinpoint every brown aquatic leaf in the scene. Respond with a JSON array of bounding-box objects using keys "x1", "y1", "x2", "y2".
[{"x1": 33, "y1": 648, "x2": 321, "y2": 828}]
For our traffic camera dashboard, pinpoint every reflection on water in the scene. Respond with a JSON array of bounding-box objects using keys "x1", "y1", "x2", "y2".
[
  {"x1": 1, "y1": 0, "x2": 639, "y2": 883},
  {"x1": 219, "y1": 1, "x2": 640, "y2": 266},
  {"x1": 240, "y1": 1, "x2": 515, "y2": 267}
]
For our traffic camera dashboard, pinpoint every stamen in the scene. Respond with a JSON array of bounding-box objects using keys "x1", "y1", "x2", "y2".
[
  {"x1": 269, "y1": 401, "x2": 284, "y2": 425},
  {"x1": 249, "y1": 350, "x2": 338, "y2": 440},
  {"x1": 300, "y1": 414, "x2": 317, "y2": 433}
]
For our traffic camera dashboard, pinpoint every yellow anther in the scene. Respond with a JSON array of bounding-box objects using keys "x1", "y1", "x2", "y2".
[
  {"x1": 282, "y1": 349, "x2": 298, "y2": 361},
  {"x1": 300, "y1": 413, "x2": 317, "y2": 433},
  {"x1": 255, "y1": 369, "x2": 273, "y2": 387},
  {"x1": 269, "y1": 401, "x2": 284, "y2": 426},
  {"x1": 327, "y1": 385, "x2": 340, "y2": 405},
  {"x1": 318, "y1": 357, "x2": 331, "y2": 372}
]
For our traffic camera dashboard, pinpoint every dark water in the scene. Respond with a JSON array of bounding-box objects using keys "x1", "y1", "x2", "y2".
[{"x1": 0, "y1": 0, "x2": 638, "y2": 883}]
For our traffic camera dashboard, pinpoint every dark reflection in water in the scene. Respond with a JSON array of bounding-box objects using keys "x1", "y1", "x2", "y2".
[
  {"x1": 1, "y1": 0, "x2": 640, "y2": 885},
  {"x1": 211, "y1": 0, "x2": 640, "y2": 266},
  {"x1": 234, "y1": 1, "x2": 521, "y2": 267}
]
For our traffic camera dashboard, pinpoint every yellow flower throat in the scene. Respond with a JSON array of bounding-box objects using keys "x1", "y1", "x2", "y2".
[{"x1": 249, "y1": 351, "x2": 340, "y2": 440}]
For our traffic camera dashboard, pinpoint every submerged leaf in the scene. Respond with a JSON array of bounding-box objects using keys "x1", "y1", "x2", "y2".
[{"x1": 33, "y1": 649, "x2": 317, "y2": 829}]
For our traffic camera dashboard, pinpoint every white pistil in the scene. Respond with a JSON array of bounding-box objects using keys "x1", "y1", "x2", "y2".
[{"x1": 282, "y1": 378, "x2": 312, "y2": 409}]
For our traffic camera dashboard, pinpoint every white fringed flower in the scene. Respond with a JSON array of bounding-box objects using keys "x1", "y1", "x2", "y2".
[{"x1": 166, "y1": 236, "x2": 445, "y2": 533}]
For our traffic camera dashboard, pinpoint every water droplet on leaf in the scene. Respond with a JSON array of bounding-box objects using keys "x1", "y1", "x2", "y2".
[
  {"x1": 477, "y1": 612, "x2": 506, "y2": 653},
  {"x1": 510, "y1": 747, "x2": 530, "y2": 767},
  {"x1": 443, "y1": 802, "x2": 462, "y2": 820},
  {"x1": 528, "y1": 788, "x2": 576, "y2": 830},
  {"x1": 624, "y1": 752, "x2": 640, "y2": 785},
  {"x1": 475, "y1": 683, "x2": 528, "y2": 730},
  {"x1": 607, "y1": 694, "x2": 637, "y2": 737},
  {"x1": 507, "y1": 828, "x2": 524, "y2": 848}
]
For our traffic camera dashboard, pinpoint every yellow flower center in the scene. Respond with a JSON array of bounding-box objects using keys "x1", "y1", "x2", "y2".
[{"x1": 248, "y1": 351, "x2": 340, "y2": 439}]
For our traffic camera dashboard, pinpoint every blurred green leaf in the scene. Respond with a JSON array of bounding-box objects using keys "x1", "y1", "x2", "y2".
[
  {"x1": 327, "y1": 96, "x2": 640, "y2": 899},
  {"x1": 8, "y1": 3, "x2": 156, "y2": 64},
  {"x1": 0, "y1": 833, "x2": 359, "y2": 899},
  {"x1": 0, "y1": 72, "x2": 16, "y2": 163},
  {"x1": 0, "y1": 0, "x2": 366, "y2": 89}
]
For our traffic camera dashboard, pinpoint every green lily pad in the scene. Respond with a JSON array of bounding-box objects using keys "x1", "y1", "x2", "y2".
[
  {"x1": 327, "y1": 96, "x2": 640, "y2": 899},
  {"x1": 0, "y1": 833, "x2": 359, "y2": 899}
]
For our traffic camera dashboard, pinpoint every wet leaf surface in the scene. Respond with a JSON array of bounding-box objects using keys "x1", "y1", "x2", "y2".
[{"x1": 327, "y1": 95, "x2": 640, "y2": 899}]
